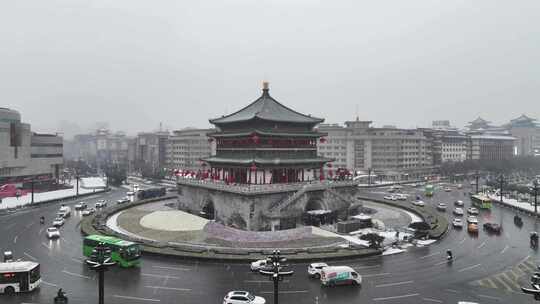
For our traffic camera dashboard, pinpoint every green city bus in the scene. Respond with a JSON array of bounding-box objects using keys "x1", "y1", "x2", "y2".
[
  {"x1": 471, "y1": 194, "x2": 492, "y2": 210},
  {"x1": 83, "y1": 235, "x2": 141, "y2": 268},
  {"x1": 425, "y1": 184, "x2": 434, "y2": 197}
]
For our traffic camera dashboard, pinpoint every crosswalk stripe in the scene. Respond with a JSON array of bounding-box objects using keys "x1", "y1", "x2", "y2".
[
  {"x1": 501, "y1": 272, "x2": 521, "y2": 291},
  {"x1": 512, "y1": 266, "x2": 525, "y2": 276},
  {"x1": 524, "y1": 260, "x2": 537, "y2": 269},
  {"x1": 518, "y1": 263, "x2": 533, "y2": 272},
  {"x1": 509, "y1": 269, "x2": 522, "y2": 281},
  {"x1": 494, "y1": 274, "x2": 514, "y2": 292},
  {"x1": 485, "y1": 278, "x2": 498, "y2": 289}
]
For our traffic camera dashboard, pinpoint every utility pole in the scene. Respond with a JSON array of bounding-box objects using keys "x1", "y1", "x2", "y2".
[
  {"x1": 86, "y1": 242, "x2": 116, "y2": 304},
  {"x1": 31, "y1": 179, "x2": 35, "y2": 204},
  {"x1": 368, "y1": 167, "x2": 372, "y2": 187},
  {"x1": 497, "y1": 174, "x2": 504, "y2": 204},
  {"x1": 475, "y1": 170, "x2": 479, "y2": 194},
  {"x1": 76, "y1": 175, "x2": 80, "y2": 197},
  {"x1": 532, "y1": 179, "x2": 539, "y2": 216},
  {"x1": 258, "y1": 250, "x2": 294, "y2": 304}
]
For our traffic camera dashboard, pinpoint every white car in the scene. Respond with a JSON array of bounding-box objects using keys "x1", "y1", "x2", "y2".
[
  {"x1": 452, "y1": 218, "x2": 463, "y2": 228},
  {"x1": 395, "y1": 194, "x2": 408, "y2": 200},
  {"x1": 436, "y1": 203, "x2": 447, "y2": 211},
  {"x1": 444, "y1": 187, "x2": 452, "y2": 192},
  {"x1": 308, "y1": 262, "x2": 328, "y2": 278},
  {"x1": 117, "y1": 197, "x2": 130, "y2": 204},
  {"x1": 250, "y1": 259, "x2": 271, "y2": 271},
  {"x1": 95, "y1": 200, "x2": 107, "y2": 208},
  {"x1": 467, "y1": 216, "x2": 478, "y2": 224},
  {"x1": 82, "y1": 208, "x2": 96, "y2": 216},
  {"x1": 126, "y1": 191, "x2": 135, "y2": 196},
  {"x1": 454, "y1": 200, "x2": 464, "y2": 207},
  {"x1": 52, "y1": 217, "x2": 65, "y2": 227},
  {"x1": 58, "y1": 206, "x2": 71, "y2": 218},
  {"x1": 384, "y1": 195, "x2": 397, "y2": 201},
  {"x1": 412, "y1": 200, "x2": 425, "y2": 207},
  {"x1": 223, "y1": 291, "x2": 265, "y2": 304},
  {"x1": 46, "y1": 227, "x2": 60, "y2": 239},
  {"x1": 467, "y1": 207, "x2": 479, "y2": 215},
  {"x1": 74, "y1": 202, "x2": 87, "y2": 210},
  {"x1": 453, "y1": 208, "x2": 464, "y2": 216}
]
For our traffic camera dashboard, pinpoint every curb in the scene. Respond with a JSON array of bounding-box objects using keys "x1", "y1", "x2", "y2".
[{"x1": 0, "y1": 188, "x2": 110, "y2": 216}]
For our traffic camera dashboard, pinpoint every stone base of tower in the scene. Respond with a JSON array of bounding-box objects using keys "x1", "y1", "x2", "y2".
[{"x1": 176, "y1": 178, "x2": 361, "y2": 231}]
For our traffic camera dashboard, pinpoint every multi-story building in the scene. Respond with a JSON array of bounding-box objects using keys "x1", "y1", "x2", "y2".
[
  {"x1": 506, "y1": 114, "x2": 540, "y2": 157},
  {"x1": 166, "y1": 128, "x2": 214, "y2": 172},
  {"x1": 317, "y1": 120, "x2": 435, "y2": 179},
  {"x1": 0, "y1": 107, "x2": 63, "y2": 186},
  {"x1": 440, "y1": 131, "x2": 468, "y2": 163},
  {"x1": 68, "y1": 129, "x2": 131, "y2": 171},
  {"x1": 467, "y1": 134, "x2": 515, "y2": 161},
  {"x1": 134, "y1": 131, "x2": 169, "y2": 174}
]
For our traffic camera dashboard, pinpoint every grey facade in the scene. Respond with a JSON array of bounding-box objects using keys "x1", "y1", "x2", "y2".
[
  {"x1": 0, "y1": 108, "x2": 63, "y2": 184},
  {"x1": 166, "y1": 128, "x2": 214, "y2": 172},
  {"x1": 134, "y1": 131, "x2": 169, "y2": 174}
]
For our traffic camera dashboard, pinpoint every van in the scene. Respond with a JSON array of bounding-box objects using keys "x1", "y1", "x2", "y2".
[{"x1": 320, "y1": 266, "x2": 361, "y2": 287}]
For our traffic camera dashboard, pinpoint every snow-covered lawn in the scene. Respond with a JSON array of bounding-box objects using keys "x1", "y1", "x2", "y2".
[
  {"x1": 487, "y1": 193, "x2": 538, "y2": 213},
  {"x1": 0, "y1": 179, "x2": 103, "y2": 209},
  {"x1": 81, "y1": 177, "x2": 106, "y2": 189}
]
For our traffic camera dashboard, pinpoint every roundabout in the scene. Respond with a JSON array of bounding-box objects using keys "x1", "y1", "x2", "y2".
[{"x1": 1, "y1": 184, "x2": 538, "y2": 304}]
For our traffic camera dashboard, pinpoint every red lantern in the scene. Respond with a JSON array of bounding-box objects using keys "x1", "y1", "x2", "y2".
[
  {"x1": 251, "y1": 133, "x2": 260, "y2": 144},
  {"x1": 201, "y1": 162, "x2": 207, "y2": 167},
  {"x1": 250, "y1": 162, "x2": 257, "y2": 171},
  {"x1": 319, "y1": 137, "x2": 326, "y2": 143}
]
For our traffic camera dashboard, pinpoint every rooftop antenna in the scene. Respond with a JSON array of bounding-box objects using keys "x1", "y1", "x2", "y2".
[
  {"x1": 159, "y1": 122, "x2": 162, "y2": 132},
  {"x1": 355, "y1": 104, "x2": 359, "y2": 121}
]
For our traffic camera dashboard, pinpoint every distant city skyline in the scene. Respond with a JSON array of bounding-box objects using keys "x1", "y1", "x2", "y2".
[{"x1": 2, "y1": 1, "x2": 538, "y2": 138}]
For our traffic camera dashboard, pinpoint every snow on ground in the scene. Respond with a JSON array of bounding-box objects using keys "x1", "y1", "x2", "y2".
[
  {"x1": 403, "y1": 210, "x2": 423, "y2": 223},
  {"x1": 81, "y1": 177, "x2": 106, "y2": 189},
  {"x1": 0, "y1": 180, "x2": 100, "y2": 209},
  {"x1": 383, "y1": 248, "x2": 405, "y2": 255},
  {"x1": 139, "y1": 210, "x2": 209, "y2": 231},
  {"x1": 487, "y1": 194, "x2": 537, "y2": 213},
  {"x1": 416, "y1": 239, "x2": 437, "y2": 246},
  {"x1": 107, "y1": 211, "x2": 153, "y2": 241}
]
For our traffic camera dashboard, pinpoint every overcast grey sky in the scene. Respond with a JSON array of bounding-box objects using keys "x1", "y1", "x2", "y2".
[{"x1": 1, "y1": 0, "x2": 539, "y2": 138}]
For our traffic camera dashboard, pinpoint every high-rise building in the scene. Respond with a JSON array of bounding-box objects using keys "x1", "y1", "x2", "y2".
[
  {"x1": 0, "y1": 108, "x2": 63, "y2": 186},
  {"x1": 506, "y1": 114, "x2": 540, "y2": 157},
  {"x1": 134, "y1": 131, "x2": 169, "y2": 174},
  {"x1": 166, "y1": 128, "x2": 214, "y2": 172}
]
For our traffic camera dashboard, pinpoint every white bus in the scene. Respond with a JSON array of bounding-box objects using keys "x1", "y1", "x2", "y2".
[{"x1": 0, "y1": 261, "x2": 41, "y2": 294}]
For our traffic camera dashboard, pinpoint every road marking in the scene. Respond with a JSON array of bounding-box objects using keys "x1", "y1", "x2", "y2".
[
  {"x1": 13, "y1": 235, "x2": 18, "y2": 243},
  {"x1": 70, "y1": 258, "x2": 84, "y2": 264},
  {"x1": 244, "y1": 280, "x2": 291, "y2": 283},
  {"x1": 524, "y1": 260, "x2": 536, "y2": 269},
  {"x1": 113, "y1": 295, "x2": 160, "y2": 302},
  {"x1": 500, "y1": 245, "x2": 509, "y2": 254},
  {"x1": 23, "y1": 252, "x2": 37, "y2": 261},
  {"x1": 477, "y1": 240, "x2": 487, "y2": 249},
  {"x1": 152, "y1": 265, "x2": 190, "y2": 271},
  {"x1": 485, "y1": 278, "x2": 498, "y2": 289},
  {"x1": 419, "y1": 252, "x2": 440, "y2": 259},
  {"x1": 458, "y1": 263, "x2": 481, "y2": 272},
  {"x1": 519, "y1": 255, "x2": 531, "y2": 265},
  {"x1": 25, "y1": 223, "x2": 33, "y2": 229},
  {"x1": 354, "y1": 264, "x2": 381, "y2": 269},
  {"x1": 373, "y1": 293, "x2": 420, "y2": 301},
  {"x1": 458, "y1": 237, "x2": 466, "y2": 244},
  {"x1": 478, "y1": 294, "x2": 501, "y2": 300},
  {"x1": 422, "y1": 298, "x2": 443, "y2": 303},
  {"x1": 41, "y1": 242, "x2": 51, "y2": 250},
  {"x1": 445, "y1": 289, "x2": 459, "y2": 293},
  {"x1": 144, "y1": 286, "x2": 191, "y2": 292},
  {"x1": 434, "y1": 260, "x2": 449, "y2": 266},
  {"x1": 62, "y1": 270, "x2": 91, "y2": 279},
  {"x1": 260, "y1": 290, "x2": 308, "y2": 294},
  {"x1": 142, "y1": 273, "x2": 180, "y2": 280},
  {"x1": 494, "y1": 274, "x2": 513, "y2": 292},
  {"x1": 375, "y1": 280, "x2": 414, "y2": 288},
  {"x1": 41, "y1": 280, "x2": 58, "y2": 287},
  {"x1": 38, "y1": 227, "x2": 44, "y2": 235},
  {"x1": 519, "y1": 262, "x2": 534, "y2": 272},
  {"x1": 363, "y1": 273, "x2": 391, "y2": 278}
]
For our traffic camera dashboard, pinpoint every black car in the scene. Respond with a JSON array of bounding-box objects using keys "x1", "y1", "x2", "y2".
[{"x1": 483, "y1": 222, "x2": 502, "y2": 233}]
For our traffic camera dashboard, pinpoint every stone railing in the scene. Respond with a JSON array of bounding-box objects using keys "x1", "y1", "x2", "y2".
[{"x1": 176, "y1": 178, "x2": 359, "y2": 195}]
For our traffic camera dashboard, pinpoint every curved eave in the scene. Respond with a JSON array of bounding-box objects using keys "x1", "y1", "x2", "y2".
[
  {"x1": 208, "y1": 129, "x2": 328, "y2": 138},
  {"x1": 200, "y1": 157, "x2": 333, "y2": 166},
  {"x1": 209, "y1": 116, "x2": 324, "y2": 125}
]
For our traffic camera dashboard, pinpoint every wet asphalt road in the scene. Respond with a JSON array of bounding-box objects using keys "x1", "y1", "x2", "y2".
[{"x1": 1, "y1": 184, "x2": 539, "y2": 304}]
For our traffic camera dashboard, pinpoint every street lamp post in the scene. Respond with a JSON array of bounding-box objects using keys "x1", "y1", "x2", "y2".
[
  {"x1": 532, "y1": 179, "x2": 539, "y2": 216},
  {"x1": 85, "y1": 242, "x2": 116, "y2": 304},
  {"x1": 497, "y1": 174, "x2": 505, "y2": 204},
  {"x1": 475, "y1": 170, "x2": 480, "y2": 194},
  {"x1": 31, "y1": 179, "x2": 35, "y2": 204},
  {"x1": 75, "y1": 175, "x2": 80, "y2": 197},
  {"x1": 368, "y1": 168, "x2": 372, "y2": 187},
  {"x1": 258, "y1": 250, "x2": 294, "y2": 304}
]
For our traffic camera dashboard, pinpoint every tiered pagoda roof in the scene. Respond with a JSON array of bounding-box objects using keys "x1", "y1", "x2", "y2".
[
  {"x1": 508, "y1": 114, "x2": 537, "y2": 128},
  {"x1": 210, "y1": 82, "x2": 323, "y2": 125}
]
